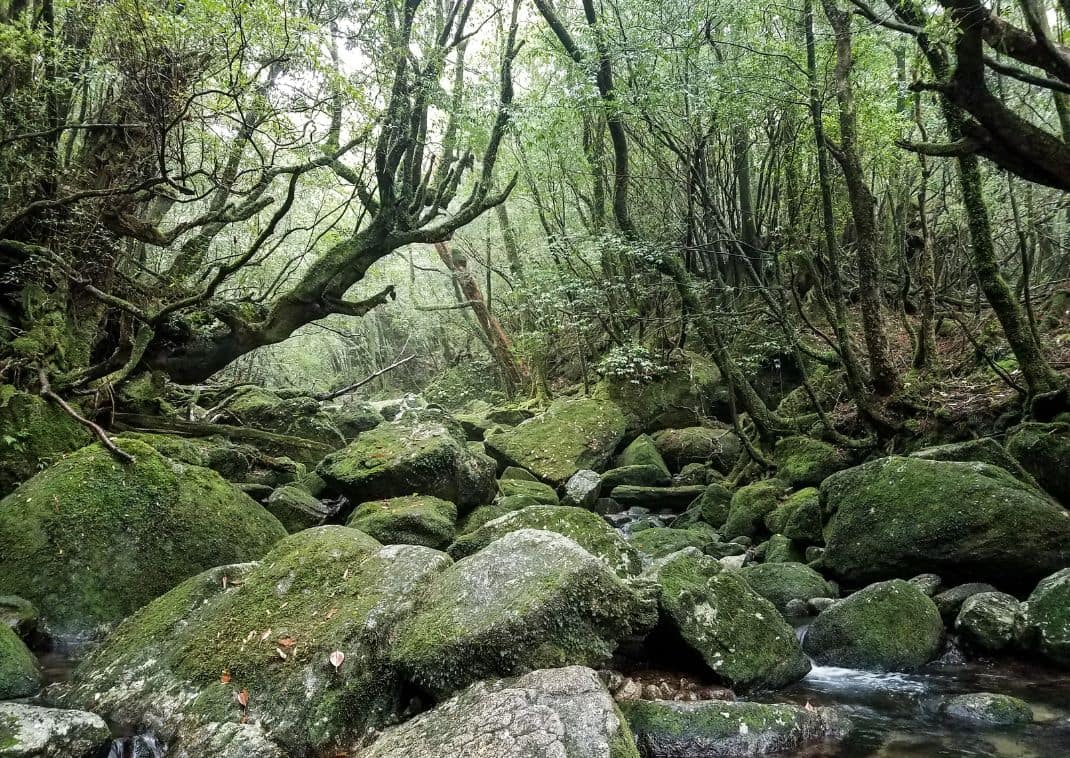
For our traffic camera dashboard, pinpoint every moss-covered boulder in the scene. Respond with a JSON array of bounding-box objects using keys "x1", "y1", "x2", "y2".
[
  {"x1": 911, "y1": 438, "x2": 1038, "y2": 488},
  {"x1": 616, "y1": 435, "x2": 672, "y2": 479},
  {"x1": 323, "y1": 401, "x2": 382, "y2": 440},
  {"x1": 628, "y1": 527, "x2": 718, "y2": 560},
  {"x1": 1006, "y1": 422, "x2": 1070, "y2": 504},
  {"x1": 955, "y1": 591, "x2": 1022, "y2": 653},
  {"x1": 0, "y1": 703, "x2": 111, "y2": 758},
  {"x1": 456, "y1": 495, "x2": 542, "y2": 535},
  {"x1": 675, "y1": 483, "x2": 733, "y2": 529},
  {"x1": 0, "y1": 439, "x2": 286, "y2": 639},
  {"x1": 347, "y1": 495, "x2": 457, "y2": 550},
  {"x1": 608, "y1": 485, "x2": 704, "y2": 512},
  {"x1": 563, "y1": 469, "x2": 602, "y2": 508},
  {"x1": 722, "y1": 480, "x2": 786, "y2": 540},
  {"x1": 264, "y1": 485, "x2": 338, "y2": 533},
  {"x1": 0, "y1": 386, "x2": 90, "y2": 496},
  {"x1": 391, "y1": 529, "x2": 655, "y2": 698},
  {"x1": 621, "y1": 699, "x2": 849, "y2": 758},
  {"x1": 760, "y1": 534, "x2": 805, "y2": 564},
  {"x1": 600, "y1": 465, "x2": 671, "y2": 490},
  {"x1": 740, "y1": 562, "x2": 836, "y2": 615},
  {"x1": 651, "y1": 426, "x2": 740, "y2": 473},
  {"x1": 819, "y1": 457, "x2": 1070, "y2": 590},
  {"x1": 59, "y1": 528, "x2": 452, "y2": 755},
  {"x1": 940, "y1": 693, "x2": 1032, "y2": 726},
  {"x1": 357, "y1": 667, "x2": 638, "y2": 758},
  {"x1": 318, "y1": 414, "x2": 496, "y2": 507},
  {"x1": 646, "y1": 549, "x2": 810, "y2": 691},
  {"x1": 484, "y1": 397, "x2": 627, "y2": 486},
  {"x1": 802, "y1": 579, "x2": 943, "y2": 672},
  {"x1": 222, "y1": 386, "x2": 345, "y2": 450},
  {"x1": 0, "y1": 596, "x2": 38, "y2": 643},
  {"x1": 0, "y1": 623, "x2": 40, "y2": 698},
  {"x1": 497, "y1": 477, "x2": 559, "y2": 505},
  {"x1": 594, "y1": 352, "x2": 725, "y2": 434},
  {"x1": 448, "y1": 506, "x2": 641, "y2": 577},
  {"x1": 933, "y1": 583, "x2": 998, "y2": 623},
  {"x1": 1021, "y1": 568, "x2": 1070, "y2": 667},
  {"x1": 773, "y1": 436, "x2": 850, "y2": 488}
]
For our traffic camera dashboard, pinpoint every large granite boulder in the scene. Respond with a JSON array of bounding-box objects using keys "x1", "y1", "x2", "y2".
[
  {"x1": 347, "y1": 495, "x2": 458, "y2": 550},
  {"x1": 318, "y1": 413, "x2": 496, "y2": 507},
  {"x1": 357, "y1": 667, "x2": 638, "y2": 758},
  {"x1": 818, "y1": 457, "x2": 1070, "y2": 590},
  {"x1": 1021, "y1": 568, "x2": 1070, "y2": 667},
  {"x1": 0, "y1": 703, "x2": 111, "y2": 758},
  {"x1": 616, "y1": 435, "x2": 672, "y2": 481},
  {"x1": 722, "y1": 480, "x2": 786, "y2": 540},
  {"x1": 448, "y1": 506, "x2": 642, "y2": 577},
  {"x1": 0, "y1": 439, "x2": 285, "y2": 639},
  {"x1": 646, "y1": 550, "x2": 810, "y2": 691},
  {"x1": 59, "y1": 527, "x2": 451, "y2": 756},
  {"x1": 954, "y1": 591, "x2": 1022, "y2": 653},
  {"x1": 739, "y1": 562, "x2": 837, "y2": 615},
  {"x1": 803, "y1": 579, "x2": 944, "y2": 672},
  {"x1": 390, "y1": 529, "x2": 655, "y2": 698},
  {"x1": 484, "y1": 398, "x2": 627, "y2": 486},
  {"x1": 773, "y1": 436, "x2": 850, "y2": 487}
]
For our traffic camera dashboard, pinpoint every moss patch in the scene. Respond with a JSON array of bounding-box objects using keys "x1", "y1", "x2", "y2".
[{"x1": 347, "y1": 495, "x2": 457, "y2": 550}]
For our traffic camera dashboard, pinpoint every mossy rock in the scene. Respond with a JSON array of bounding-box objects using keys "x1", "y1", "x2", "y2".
[
  {"x1": 0, "y1": 623, "x2": 40, "y2": 699},
  {"x1": 1006, "y1": 422, "x2": 1070, "y2": 505},
  {"x1": 600, "y1": 465, "x2": 672, "y2": 490},
  {"x1": 722, "y1": 480, "x2": 786, "y2": 540},
  {"x1": 802, "y1": 579, "x2": 944, "y2": 672},
  {"x1": 764, "y1": 488, "x2": 819, "y2": 540},
  {"x1": 0, "y1": 703, "x2": 111, "y2": 757},
  {"x1": 347, "y1": 495, "x2": 457, "y2": 550},
  {"x1": 940, "y1": 693, "x2": 1033, "y2": 725},
  {"x1": 456, "y1": 494, "x2": 543, "y2": 535},
  {"x1": 647, "y1": 550, "x2": 810, "y2": 691},
  {"x1": 484, "y1": 397, "x2": 627, "y2": 486},
  {"x1": 323, "y1": 401, "x2": 382, "y2": 440},
  {"x1": 675, "y1": 483, "x2": 733, "y2": 529},
  {"x1": 1021, "y1": 568, "x2": 1070, "y2": 667},
  {"x1": 651, "y1": 426, "x2": 741, "y2": 473},
  {"x1": 0, "y1": 595, "x2": 38, "y2": 641},
  {"x1": 616, "y1": 435, "x2": 671, "y2": 479},
  {"x1": 760, "y1": 534, "x2": 806, "y2": 564},
  {"x1": 594, "y1": 352, "x2": 726, "y2": 434},
  {"x1": 318, "y1": 415, "x2": 496, "y2": 507},
  {"x1": 933, "y1": 583, "x2": 998, "y2": 623},
  {"x1": 359, "y1": 666, "x2": 639, "y2": 758},
  {"x1": 608, "y1": 485, "x2": 705, "y2": 512},
  {"x1": 501, "y1": 466, "x2": 537, "y2": 481},
  {"x1": 739, "y1": 562, "x2": 836, "y2": 615},
  {"x1": 59, "y1": 527, "x2": 452, "y2": 755},
  {"x1": 222, "y1": 386, "x2": 345, "y2": 451},
  {"x1": 497, "y1": 477, "x2": 559, "y2": 505},
  {"x1": 391, "y1": 529, "x2": 656, "y2": 699},
  {"x1": 819, "y1": 457, "x2": 1070, "y2": 591},
  {"x1": 448, "y1": 506, "x2": 641, "y2": 577},
  {"x1": 627, "y1": 527, "x2": 718, "y2": 560},
  {"x1": 621, "y1": 699, "x2": 849, "y2": 757},
  {"x1": 0, "y1": 439, "x2": 286, "y2": 640},
  {"x1": 265, "y1": 485, "x2": 338, "y2": 533},
  {"x1": 0, "y1": 385, "x2": 90, "y2": 497},
  {"x1": 911, "y1": 438, "x2": 1039, "y2": 489},
  {"x1": 954, "y1": 591, "x2": 1022, "y2": 653},
  {"x1": 773, "y1": 436, "x2": 850, "y2": 487}
]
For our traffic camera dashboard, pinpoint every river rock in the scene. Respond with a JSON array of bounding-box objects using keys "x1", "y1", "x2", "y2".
[
  {"x1": 803, "y1": 579, "x2": 943, "y2": 672},
  {"x1": 760, "y1": 534, "x2": 805, "y2": 564},
  {"x1": 739, "y1": 562, "x2": 837, "y2": 615},
  {"x1": 0, "y1": 438, "x2": 285, "y2": 639},
  {"x1": 908, "y1": 574, "x2": 944, "y2": 597},
  {"x1": 646, "y1": 549, "x2": 810, "y2": 691},
  {"x1": 764, "y1": 488, "x2": 822, "y2": 545},
  {"x1": 264, "y1": 484, "x2": 338, "y2": 532},
  {"x1": 1006, "y1": 422, "x2": 1070, "y2": 504},
  {"x1": 722, "y1": 480, "x2": 786, "y2": 540},
  {"x1": 484, "y1": 397, "x2": 627, "y2": 486},
  {"x1": 651, "y1": 426, "x2": 740, "y2": 473},
  {"x1": 347, "y1": 495, "x2": 457, "y2": 550},
  {"x1": 628, "y1": 528, "x2": 718, "y2": 561},
  {"x1": 773, "y1": 436, "x2": 850, "y2": 487},
  {"x1": 448, "y1": 506, "x2": 642, "y2": 577},
  {"x1": 601, "y1": 465, "x2": 672, "y2": 490},
  {"x1": 675, "y1": 483, "x2": 733, "y2": 529},
  {"x1": 497, "y1": 477, "x2": 559, "y2": 504},
  {"x1": 609, "y1": 485, "x2": 705, "y2": 512},
  {"x1": 1021, "y1": 568, "x2": 1070, "y2": 666},
  {"x1": 617, "y1": 435, "x2": 672, "y2": 479},
  {"x1": 621, "y1": 699, "x2": 849, "y2": 757},
  {"x1": 934, "y1": 583, "x2": 998, "y2": 623},
  {"x1": 0, "y1": 623, "x2": 40, "y2": 698},
  {"x1": 563, "y1": 469, "x2": 602, "y2": 508},
  {"x1": 954, "y1": 591, "x2": 1022, "y2": 653},
  {"x1": 392, "y1": 529, "x2": 656, "y2": 698},
  {"x1": 940, "y1": 693, "x2": 1033, "y2": 725},
  {"x1": 318, "y1": 413, "x2": 496, "y2": 507},
  {"x1": 357, "y1": 667, "x2": 638, "y2": 758},
  {"x1": 59, "y1": 528, "x2": 451, "y2": 756},
  {"x1": 0, "y1": 703, "x2": 111, "y2": 758},
  {"x1": 819, "y1": 457, "x2": 1070, "y2": 590}
]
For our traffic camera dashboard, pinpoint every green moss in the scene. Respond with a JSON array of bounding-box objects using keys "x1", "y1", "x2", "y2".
[
  {"x1": 723, "y1": 479, "x2": 786, "y2": 540},
  {"x1": 347, "y1": 495, "x2": 457, "y2": 550},
  {"x1": 675, "y1": 483, "x2": 733, "y2": 529},
  {"x1": 761, "y1": 534, "x2": 805, "y2": 564},
  {"x1": 0, "y1": 624, "x2": 40, "y2": 698},
  {"x1": 651, "y1": 426, "x2": 741, "y2": 473},
  {"x1": 449, "y1": 505, "x2": 641, "y2": 577},
  {"x1": 1007, "y1": 422, "x2": 1070, "y2": 504},
  {"x1": 0, "y1": 386, "x2": 90, "y2": 495},
  {"x1": 627, "y1": 527, "x2": 716, "y2": 559},
  {"x1": 0, "y1": 439, "x2": 286, "y2": 638},
  {"x1": 622, "y1": 699, "x2": 835, "y2": 748},
  {"x1": 803, "y1": 579, "x2": 943, "y2": 671},
  {"x1": 616, "y1": 435, "x2": 671, "y2": 478},
  {"x1": 600, "y1": 464, "x2": 671, "y2": 490},
  {"x1": 739, "y1": 562, "x2": 835, "y2": 614},
  {"x1": 1022, "y1": 568, "x2": 1070, "y2": 666},
  {"x1": 496, "y1": 477, "x2": 559, "y2": 504},
  {"x1": 941, "y1": 693, "x2": 1033, "y2": 725},
  {"x1": 774, "y1": 436, "x2": 850, "y2": 488}
]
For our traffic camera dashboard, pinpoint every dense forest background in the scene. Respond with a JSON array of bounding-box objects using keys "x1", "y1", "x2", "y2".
[{"x1": 3, "y1": 0, "x2": 1070, "y2": 447}]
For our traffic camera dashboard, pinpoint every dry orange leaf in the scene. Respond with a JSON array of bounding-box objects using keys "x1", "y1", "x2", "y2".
[
  {"x1": 278, "y1": 636, "x2": 296, "y2": 648},
  {"x1": 259, "y1": 628, "x2": 272, "y2": 642},
  {"x1": 220, "y1": 670, "x2": 232, "y2": 684},
  {"x1": 236, "y1": 688, "x2": 250, "y2": 708}
]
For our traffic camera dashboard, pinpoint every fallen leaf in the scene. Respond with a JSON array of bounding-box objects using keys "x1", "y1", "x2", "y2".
[
  {"x1": 325, "y1": 608, "x2": 338, "y2": 620},
  {"x1": 278, "y1": 636, "x2": 296, "y2": 648},
  {"x1": 236, "y1": 688, "x2": 250, "y2": 708},
  {"x1": 259, "y1": 628, "x2": 272, "y2": 642},
  {"x1": 220, "y1": 670, "x2": 232, "y2": 684},
  {"x1": 329, "y1": 650, "x2": 345, "y2": 670}
]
